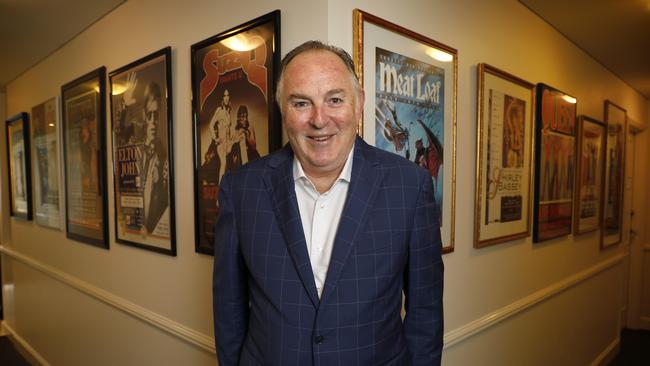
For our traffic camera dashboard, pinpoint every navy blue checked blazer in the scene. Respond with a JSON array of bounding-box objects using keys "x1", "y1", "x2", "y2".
[{"x1": 213, "y1": 136, "x2": 444, "y2": 366}]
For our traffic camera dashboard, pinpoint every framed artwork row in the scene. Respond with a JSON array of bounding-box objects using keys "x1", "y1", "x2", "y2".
[
  {"x1": 353, "y1": 9, "x2": 457, "y2": 254},
  {"x1": 471, "y1": 73, "x2": 627, "y2": 249},
  {"x1": 4, "y1": 8, "x2": 630, "y2": 256}
]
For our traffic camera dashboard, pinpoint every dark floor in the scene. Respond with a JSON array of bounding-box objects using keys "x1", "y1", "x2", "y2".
[
  {"x1": 609, "y1": 328, "x2": 650, "y2": 366},
  {"x1": 0, "y1": 328, "x2": 646, "y2": 365},
  {"x1": 0, "y1": 336, "x2": 30, "y2": 366}
]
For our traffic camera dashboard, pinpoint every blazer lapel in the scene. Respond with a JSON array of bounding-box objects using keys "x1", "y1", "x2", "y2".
[
  {"x1": 264, "y1": 145, "x2": 320, "y2": 307},
  {"x1": 320, "y1": 139, "x2": 382, "y2": 303}
]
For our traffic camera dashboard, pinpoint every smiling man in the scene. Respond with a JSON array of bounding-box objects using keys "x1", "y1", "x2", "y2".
[{"x1": 213, "y1": 41, "x2": 444, "y2": 366}]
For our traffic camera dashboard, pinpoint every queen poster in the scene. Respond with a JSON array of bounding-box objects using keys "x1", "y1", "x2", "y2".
[
  {"x1": 374, "y1": 47, "x2": 445, "y2": 221},
  {"x1": 191, "y1": 11, "x2": 280, "y2": 254},
  {"x1": 533, "y1": 84, "x2": 576, "y2": 242}
]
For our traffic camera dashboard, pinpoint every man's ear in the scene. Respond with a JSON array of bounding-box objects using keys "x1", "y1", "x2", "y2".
[{"x1": 356, "y1": 89, "x2": 365, "y2": 118}]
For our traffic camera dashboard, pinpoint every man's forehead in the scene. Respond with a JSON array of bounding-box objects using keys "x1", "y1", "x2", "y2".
[{"x1": 287, "y1": 49, "x2": 346, "y2": 71}]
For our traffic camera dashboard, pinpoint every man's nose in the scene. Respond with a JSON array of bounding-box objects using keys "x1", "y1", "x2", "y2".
[{"x1": 309, "y1": 104, "x2": 327, "y2": 129}]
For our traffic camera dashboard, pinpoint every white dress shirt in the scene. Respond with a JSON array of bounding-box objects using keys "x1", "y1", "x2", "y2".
[{"x1": 293, "y1": 147, "x2": 354, "y2": 298}]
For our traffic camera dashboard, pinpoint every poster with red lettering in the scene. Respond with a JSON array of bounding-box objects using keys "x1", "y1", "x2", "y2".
[
  {"x1": 533, "y1": 83, "x2": 577, "y2": 242},
  {"x1": 191, "y1": 11, "x2": 281, "y2": 254}
]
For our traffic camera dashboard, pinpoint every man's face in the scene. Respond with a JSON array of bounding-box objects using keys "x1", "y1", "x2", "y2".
[
  {"x1": 144, "y1": 97, "x2": 159, "y2": 145},
  {"x1": 223, "y1": 90, "x2": 230, "y2": 107},
  {"x1": 279, "y1": 50, "x2": 363, "y2": 177},
  {"x1": 238, "y1": 112, "x2": 248, "y2": 125}
]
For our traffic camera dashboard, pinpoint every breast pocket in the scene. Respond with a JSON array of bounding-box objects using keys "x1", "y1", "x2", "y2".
[{"x1": 352, "y1": 230, "x2": 407, "y2": 282}]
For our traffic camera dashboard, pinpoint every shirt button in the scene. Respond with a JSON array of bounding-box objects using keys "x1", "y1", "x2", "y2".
[{"x1": 314, "y1": 335, "x2": 324, "y2": 344}]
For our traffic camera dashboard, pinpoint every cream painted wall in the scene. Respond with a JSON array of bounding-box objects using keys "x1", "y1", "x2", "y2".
[{"x1": 1, "y1": 0, "x2": 649, "y2": 365}]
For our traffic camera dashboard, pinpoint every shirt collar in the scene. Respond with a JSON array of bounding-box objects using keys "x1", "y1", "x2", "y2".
[{"x1": 292, "y1": 143, "x2": 355, "y2": 184}]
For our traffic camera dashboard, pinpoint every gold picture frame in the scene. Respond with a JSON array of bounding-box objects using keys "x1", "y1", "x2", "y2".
[
  {"x1": 474, "y1": 64, "x2": 535, "y2": 248},
  {"x1": 353, "y1": 9, "x2": 457, "y2": 253}
]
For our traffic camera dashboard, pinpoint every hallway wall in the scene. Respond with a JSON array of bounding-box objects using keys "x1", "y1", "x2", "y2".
[{"x1": 1, "y1": 0, "x2": 649, "y2": 365}]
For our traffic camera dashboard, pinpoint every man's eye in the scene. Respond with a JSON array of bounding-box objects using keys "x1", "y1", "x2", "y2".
[
  {"x1": 292, "y1": 101, "x2": 309, "y2": 109},
  {"x1": 330, "y1": 97, "x2": 343, "y2": 105}
]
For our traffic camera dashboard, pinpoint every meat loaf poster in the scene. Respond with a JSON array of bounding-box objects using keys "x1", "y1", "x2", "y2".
[
  {"x1": 365, "y1": 42, "x2": 456, "y2": 253},
  {"x1": 533, "y1": 84, "x2": 576, "y2": 242},
  {"x1": 374, "y1": 47, "x2": 445, "y2": 217},
  {"x1": 191, "y1": 11, "x2": 280, "y2": 254}
]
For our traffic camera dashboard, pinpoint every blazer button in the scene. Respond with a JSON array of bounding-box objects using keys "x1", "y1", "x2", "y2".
[{"x1": 314, "y1": 335, "x2": 324, "y2": 344}]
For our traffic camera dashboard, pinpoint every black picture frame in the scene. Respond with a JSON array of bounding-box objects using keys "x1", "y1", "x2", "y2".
[
  {"x1": 109, "y1": 47, "x2": 176, "y2": 256},
  {"x1": 533, "y1": 83, "x2": 577, "y2": 242},
  {"x1": 191, "y1": 10, "x2": 281, "y2": 255},
  {"x1": 602, "y1": 100, "x2": 627, "y2": 248},
  {"x1": 5, "y1": 112, "x2": 33, "y2": 220},
  {"x1": 61, "y1": 67, "x2": 109, "y2": 249}
]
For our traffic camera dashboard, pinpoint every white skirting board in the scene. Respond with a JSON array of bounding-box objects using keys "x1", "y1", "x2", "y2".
[
  {"x1": 589, "y1": 337, "x2": 620, "y2": 366},
  {"x1": 1, "y1": 321, "x2": 51, "y2": 366}
]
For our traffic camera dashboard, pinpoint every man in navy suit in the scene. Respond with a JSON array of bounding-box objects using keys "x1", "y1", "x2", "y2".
[{"x1": 213, "y1": 40, "x2": 444, "y2": 365}]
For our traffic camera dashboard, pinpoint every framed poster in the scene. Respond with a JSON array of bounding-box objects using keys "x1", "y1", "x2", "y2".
[
  {"x1": 5, "y1": 112, "x2": 32, "y2": 220},
  {"x1": 574, "y1": 115, "x2": 606, "y2": 235},
  {"x1": 474, "y1": 64, "x2": 534, "y2": 248},
  {"x1": 31, "y1": 97, "x2": 62, "y2": 229},
  {"x1": 353, "y1": 9, "x2": 456, "y2": 253},
  {"x1": 191, "y1": 10, "x2": 281, "y2": 255},
  {"x1": 533, "y1": 83, "x2": 577, "y2": 242},
  {"x1": 61, "y1": 67, "x2": 109, "y2": 249},
  {"x1": 602, "y1": 100, "x2": 627, "y2": 248},
  {"x1": 110, "y1": 47, "x2": 176, "y2": 256}
]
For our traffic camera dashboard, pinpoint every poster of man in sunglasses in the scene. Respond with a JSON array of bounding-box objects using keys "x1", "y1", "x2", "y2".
[{"x1": 112, "y1": 54, "x2": 173, "y2": 251}]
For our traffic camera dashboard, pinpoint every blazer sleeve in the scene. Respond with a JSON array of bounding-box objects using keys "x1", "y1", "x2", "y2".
[
  {"x1": 213, "y1": 172, "x2": 249, "y2": 366},
  {"x1": 403, "y1": 171, "x2": 444, "y2": 365}
]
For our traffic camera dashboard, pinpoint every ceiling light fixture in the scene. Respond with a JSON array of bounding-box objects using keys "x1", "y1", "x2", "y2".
[
  {"x1": 562, "y1": 95, "x2": 577, "y2": 104},
  {"x1": 426, "y1": 48, "x2": 453, "y2": 62},
  {"x1": 221, "y1": 33, "x2": 265, "y2": 52}
]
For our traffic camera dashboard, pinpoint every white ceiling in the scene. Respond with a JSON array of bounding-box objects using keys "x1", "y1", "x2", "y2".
[
  {"x1": 0, "y1": 0, "x2": 648, "y2": 99},
  {"x1": 0, "y1": 0, "x2": 125, "y2": 92},
  {"x1": 520, "y1": 0, "x2": 650, "y2": 99}
]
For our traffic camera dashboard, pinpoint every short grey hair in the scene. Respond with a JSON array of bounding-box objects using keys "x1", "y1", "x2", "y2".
[{"x1": 275, "y1": 40, "x2": 361, "y2": 110}]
